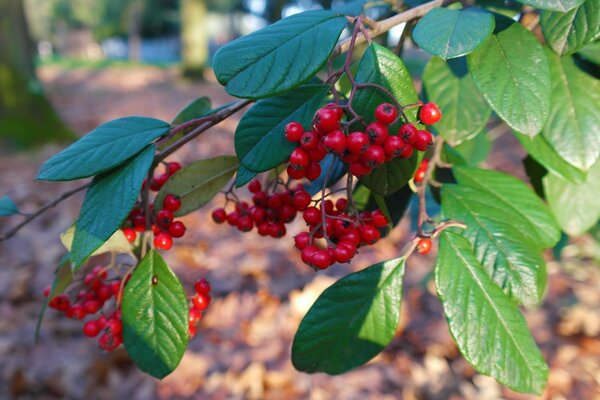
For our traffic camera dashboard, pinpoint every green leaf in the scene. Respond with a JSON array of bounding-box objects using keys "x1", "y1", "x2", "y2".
[
  {"x1": 155, "y1": 156, "x2": 238, "y2": 217},
  {"x1": 514, "y1": 131, "x2": 587, "y2": 184},
  {"x1": 413, "y1": 8, "x2": 495, "y2": 60},
  {"x1": 467, "y1": 20, "x2": 551, "y2": 136},
  {"x1": 292, "y1": 258, "x2": 406, "y2": 374},
  {"x1": 171, "y1": 97, "x2": 211, "y2": 125},
  {"x1": 435, "y1": 231, "x2": 548, "y2": 394},
  {"x1": 60, "y1": 226, "x2": 133, "y2": 257},
  {"x1": 577, "y1": 41, "x2": 600, "y2": 64},
  {"x1": 453, "y1": 166, "x2": 560, "y2": 248},
  {"x1": 71, "y1": 145, "x2": 155, "y2": 269},
  {"x1": 543, "y1": 160, "x2": 600, "y2": 236},
  {"x1": 0, "y1": 196, "x2": 19, "y2": 216},
  {"x1": 541, "y1": 49, "x2": 600, "y2": 171},
  {"x1": 541, "y1": 0, "x2": 600, "y2": 56},
  {"x1": 235, "y1": 165, "x2": 258, "y2": 188},
  {"x1": 516, "y1": 0, "x2": 585, "y2": 12},
  {"x1": 235, "y1": 84, "x2": 328, "y2": 172},
  {"x1": 422, "y1": 57, "x2": 491, "y2": 145},
  {"x1": 37, "y1": 117, "x2": 170, "y2": 181},
  {"x1": 441, "y1": 185, "x2": 548, "y2": 306},
  {"x1": 450, "y1": 130, "x2": 491, "y2": 166},
  {"x1": 35, "y1": 254, "x2": 72, "y2": 343},
  {"x1": 122, "y1": 250, "x2": 189, "y2": 379},
  {"x1": 213, "y1": 10, "x2": 346, "y2": 99}
]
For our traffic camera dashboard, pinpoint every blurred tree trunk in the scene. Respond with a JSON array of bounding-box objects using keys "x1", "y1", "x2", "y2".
[
  {"x1": 128, "y1": 0, "x2": 144, "y2": 62},
  {"x1": 181, "y1": 0, "x2": 208, "y2": 78},
  {"x1": 0, "y1": 0, "x2": 72, "y2": 148}
]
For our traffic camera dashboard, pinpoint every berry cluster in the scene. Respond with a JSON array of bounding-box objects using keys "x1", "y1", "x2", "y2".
[
  {"x1": 45, "y1": 265, "x2": 126, "y2": 352},
  {"x1": 120, "y1": 162, "x2": 187, "y2": 251},
  {"x1": 188, "y1": 278, "x2": 212, "y2": 337}
]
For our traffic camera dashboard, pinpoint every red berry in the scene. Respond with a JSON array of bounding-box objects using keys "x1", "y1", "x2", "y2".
[
  {"x1": 122, "y1": 227, "x2": 137, "y2": 243},
  {"x1": 168, "y1": 221, "x2": 186, "y2": 238},
  {"x1": 375, "y1": 103, "x2": 398, "y2": 124},
  {"x1": 308, "y1": 143, "x2": 327, "y2": 162},
  {"x1": 289, "y1": 148, "x2": 310, "y2": 168},
  {"x1": 167, "y1": 162, "x2": 182, "y2": 175},
  {"x1": 48, "y1": 294, "x2": 70, "y2": 311},
  {"x1": 419, "y1": 103, "x2": 442, "y2": 125},
  {"x1": 340, "y1": 150, "x2": 361, "y2": 164},
  {"x1": 303, "y1": 206, "x2": 321, "y2": 225},
  {"x1": 349, "y1": 162, "x2": 372, "y2": 177},
  {"x1": 97, "y1": 285, "x2": 113, "y2": 301},
  {"x1": 83, "y1": 320, "x2": 100, "y2": 338},
  {"x1": 294, "y1": 232, "x2": 311, "y2": 250},
  {"x1": 360, "y1": 224, "x2": 381, "y2": 245},
  {"x1": 312, "y1": 250, "x2": 333, "y2": 270},
  {"x1": 414, "y1": 168, "x2": 426, "y2": 184},
  {"x1": 325, "y1": 103, "x2": 344, "y2": 120},
  {"x1": 400, "y1": 145, "x2": 414, "y2": 159},
  {"x1": 314, "y1": 108, "x2": 340, "y2": 132},
  {"x1": 237, "y1": 215, "x2": 254, "y2": 232},
  {"x1": 247, "y1": 179, "x2": 261, "y2": 193},
  {"x1": 333, "y1": 244, "x2": 354, "y2": 263},
  {"x1": 413, "y1": 130, "x2": 433, "y2": 152},
  {"x1": 154, "y1": 232, "x2": 173, "y2": 250},
  {"x1": 322, "y1": 130, "x2": 347, "y2": 154},
  {"x1": 69, "y1": 305, "x2": 87, "y2": 320},
  {"x1": 287, "y1": 165, "x2": 305, "y2": 180},
  {"x1": 301, "y1": 246, "x2": 318, "y2": 264},
  {"x1": 305, "y1": 162, "x2": 321, "y2": 181},
  {"x1": 151, "y1": 173, "x2": 169, "y2": 191},
  {"x1": 156, "y1": 209, "x2": 174, "y2": 226},
  {"x1": 189, "y1": 307, "x2": 202, "y2": 325},
  {"x1": 83, "y1": 300, "x2": 102, "y2": 314},
  {"x1": 43, "y1": 286, "x2": 51, "y2": 298},
  {"x1": 417, "y1": 238, "x2": 433, "y2": 255},
  {"x1": 347, "y1": 132, "x2": 370, "y2": 154},
  {"x1": 293, "y1": 191, "x2": 312, "y2": 210},
  {"x1": 362, "y1": 145, "x2": 385, "y2": 168},
  {"x1": 257, "y1": 222, "x2": 270, "y2": 236},
  {"x1": 335, "y1": 198, "x2": 348, "y2": 212},
  {"x1": 212, "y1": 208, "x2": 227, "y2": 224},
  {"x1": 366, "y1": 122, "x2": 389, "y2": 145},
  {"x1": 383, "y1": 136, "x2": 405, "y2": 159},
  {"x1": 285, "y1": 122, "x2": 304, "y2": 142},
  {"x1": 106, "y1": 318, "x2": 122, "y2": 335},
  {"x1": 371, "y1": 210, "x2": 388, "y2": 228},
  {"x1": 192, "y1": 293, "x2": 211, "y2": 311},
  {"x1": 300, "y1": 131, "x2": 319, "y2": 151},
  {"x1": 249, "y1": 206, "x2": 266, "y2": 223},
  {"x1": 340, "y1": 229, "x2": 361, "y2": 246},
  {"x1": 194, "y1": 278, "x2": 211, "y2": 295},
  {"x1": 398, "y1": 123, "x2": 418, "y2": 144},
  {"x1": 163, "y1": 194, "x2": 181, "y2": 212},
  {"x1": 279, "y1": 204, "x2": 297, "y2": 223},
  {"x1": 269, "y1": 223, "x2": 286, "y2": 238}
]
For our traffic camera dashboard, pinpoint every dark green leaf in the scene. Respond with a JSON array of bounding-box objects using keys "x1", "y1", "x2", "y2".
[
  {"x1": 155, "y1": 156, "x2": 238, "y2": 216},
  {"x1": 541, "y1": 48, "x2": 600, "y2": 171},
  {"x1": 468, "y1": 20, "x2": 551, "y2": 136},
  {"x1": 171, "y1": 97, "x2": 211, "y2": 125},
  {"x1": 235, "y1": 85, "x2": 328, "y2": 172},
  {"x1": 361, "y1": 156, "x2": 422, "y2": 196},
  {"x1": 0, "y1": 196, "x2": 19, "y2": 216},
  {"x1": 71, "y1": 145, "x2": 155, "y2": 269},
  {"x1": 516, "y1": 0, "x2": 585, "y2": 12},
  {"x1": 413, "y1": 8, "x2": 495, "y2": 60},
  {"x1": 541, "y1": 0, "x2": 600, "y2": 56},
  {"x1": 122, "y1": 250, "x2": 189, "y2": 379},
  {"x1": 423, "y1": 57, "x2": 491, "y2": 145},
  {"x1": 514, "y1": 131, "x2": 587, "y2": 183},
  {"x1": 235, "y1": 165, "x2": 258, "y2": 188},
  {"x1": 543, "y1": 160, "x2": 600, "y2": 235},
  {"x1": 35, "y1": 254, "x2": 72, "y2": 343},
  {"x1": 292, "y1": 258, "x2": 405, "y2": 374},
  {"x1": 367, "y1": 185, "x2": 413, "y2": 229},
  {"x1": 213, "y1": 10, "x2": 346, "y2": 99},
  {"x1": 435, "y1": 231, "x2": 548, "y2": 394},
  {"x1": 37, "y1": 117, "x2": 170, "y2": 181}
]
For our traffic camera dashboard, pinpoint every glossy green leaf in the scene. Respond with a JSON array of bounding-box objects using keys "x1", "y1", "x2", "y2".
[
  {"x1": 516, "y1": 0, "x2": 585, "y2": 12},
  {"x1": 435, "y1": 231, "x2": 549, "y2": 394},
  {"x1": 453, "y1": 166, "x2": 560, "y2": 247},
  {"x1": 541, "y1": 0, "x2": 600, "y2": 56},
  {"x1": 171, "y1": 97, "x2": 211, "y2": 125},
  {"x1": 35, "y1": 254, "x2": 72, "y2": 342},
  {"x1": 235, "y1": 84, "x2": 328, "y2": 172},
  {"x1": 0, "y1": 196, "x2": 19, "y2": 216},
  {"x1": 71, "y1": 145, "x2": 155, "y2": 269},
  {"x1": 213, "y1": 10, "x2": 346, "y2": 99},
  {"x1": 235, "y1": 165, "x2": 258, "y2": 188},
  {"x1": 423, "y1": 57, "x2": 491, "y2": 145},
  {"x1": 541, "y1": 49, "x2": 600, "y2": 171},
  {"x1": 292, "y1": 258, "x2": 406, "y2": 374},
  {"x1": 543, "y1": 160, "x2": 600, "y2": 235},
  {"x1": 468, "y1": 21, "x2": 551, "y2": 136},
  {"x1": 37, "y1": 117, "x2": 169, "y2": 181},
  {"x1": 441, "y1": 185, "x2": 548, "y2": 306},
  {"x1": 360, "y1": 156, "x2": 422, "y2": 196},
  {"x1": 413, "y1": 8, "x2": 495, "y2": 60},
  {"x1": 155, "y1": 156, "x2": 238, "y2": 216},
  {"x1": 122, "y1": 250, "x2": 189, "y2": 379},
  {"x1": 514, "y1": 131, "x2": 587, "y2": 184}
]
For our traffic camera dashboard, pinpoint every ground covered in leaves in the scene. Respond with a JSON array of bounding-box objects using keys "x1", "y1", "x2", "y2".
[{"x1": 0, "y1": 65, "x2": 599, "y2": 399}]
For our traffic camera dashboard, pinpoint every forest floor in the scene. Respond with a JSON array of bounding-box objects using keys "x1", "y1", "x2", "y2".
[{"x1": 0, "y1": 64, "x2": 599, "y2": 400}]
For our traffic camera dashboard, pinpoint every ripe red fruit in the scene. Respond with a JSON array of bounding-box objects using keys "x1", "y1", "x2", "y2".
[
  {"x1": 333, "y1": 244, "x2": 354, "y2": 263},
  {"x1": 417, "y1": 238, "x2": 433, "y2": 254},
  {"x1": 106, "y1": 318, "x2": 122, "y2": 335},
  {"x1": 360, "y1": 224, "x2": 381, "y2": 244},
  {"x1": 414, "y1": 168, "x2": 426, "y2": 183},
  {"x1": 314, "y1": 108, "x2": 340, "y2": 132},
  {"x1": 83, "y1": 299, "x2": 102, "y2": 314},
  {"x1": 335, "y1": 198, "x2": 348, "y2": 212},
  {"x1": 371, "y1": 210, "x2": 388, "y2": 228},
  {"x1": 362, "y1": 145, "x2": 385, "y2": 168},
  {"x1": 293, "y1": 190, "x2": 312, "y2": 210},
  {"x1": 167, "y1": 162, "x2": 182, "y2": 175},
  {"x1": 151, "y1": 173, "x2": 169, "y2": 191},
  {"x1": 192, "y1": 293, "x2": 211, "y2": 311},
  {"x1": 375, "y1": 103, "x2": 398, "y2": 124},
  {"x1": 287, "y1": 165, "x2": 305, "y2": 179},
  {"x1": 323, "y1": 130, "x2": 347, "y2": 154},
  {"x1": 413, "y1": 130, "x2": 433, "y2": 151},
  {"x1": 383, "y1": 135, "x2": 405, "y2": 159},
  {"x1": 212, "y1": 208, "x2": 227, "y2": 224},
  {"x1": 305, "y1": 162, "x2": 321, "y2": 181},
  {"x1": 349, "y1": 162, "x2": 372, "y2": 177},
  {"x1": 163, "y1": 194, "x2": 181, "y2": 212},
  {"x1": 257, "y1": 222, "x2": 270, "y2": 236},
  {"x1": 122, "y1": 228, "x2": 137, "y2": 243},
  {"x1": 48, "y1": 294, "x2": 70, "y2": 311},
  {"x1": 285, "y1": 122, "x2": 304, "y2": 142},
  {"x1": 83, "y1": 320, "x2": 100, "y2": 338},
  {"x1": 398, "y1": 123, "x2": 418, "y2": 144},
  {"x1": 294, "y1": 232, "x2": 311, "y2": 250},
  {"x1": 300, "y1": 131, "x2": 319, "y2": 150},
  {"x1": 289, "y1": 148, "x2": 310, "y2": 168},
  {"x1": 325, "y1": 103, "x2": 344, "y2": 120},
  {"x1": 154, "y1": 232, "x2": 173, "y2": 250},
  {"x1": 279, "y1": 204, "x2": 297, "y2": 223},
  {"x1": 308, "y1": 143, "x2": 327, "y2": 162},
  {"x1": 249, "y1": 206, "x2": 266, "y2": 223},
  {"x1": 43, "y1": 286, "x2": 51, "y2": 298},
  {"x1": 194, "y1": 278, "x2": 211, "y2": 295},
  {"x1": 303, "y1": 206, "x2": 321, "y2": 225},
  {"x1": 347, "y1": 131, "x2": 370, "y2": 154},
  {"x1": 237, "y1": 215, "x2": 254, "y2": 232},
  {"x1": 301, "y1": 245, "x2": 318, "y2": 264},
  {"x1": 189, "y1": 308, "x2": 202, "y2": 325},
  {"x1": 400, "y1": 145, "x2": 414, "y2": 159},
  {"x1": 419, "y1": 102, "x2": 442, "y2": 125},
  {"x1": 312, "y1": 250, "x2": 332, "y2": 269},
  {"x1": 366, "y1": 122, "x2": 389, "y2": 145},
  {"x1": 168, "y1": 221, "x2": 186, "y2": 238},
  {"x1": 156, "y1": 209, "x2": 174, "y2": 226},
  {"x1": 269, "y1": 223, "x2": 287, "y2": 238},
  {"x1": 248, "y1": 179, "x2": 262, "y2": 193}
]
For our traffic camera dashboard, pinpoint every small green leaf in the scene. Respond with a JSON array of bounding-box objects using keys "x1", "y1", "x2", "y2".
[
  {"x1": 60, "y1": 226, "x2": 133, "y2": 257},
  {"x1": 0, "y1": 196, "x2": 19, "y2": 216},
  {"x1": 122, "y1": 250, "x2": 189, "y2": 379},
  {"x1": 171, "y1": 97, "x2": 211, "y2": 125},
  {"x1": 435, "y1": 231, "x2": 548, "y2": 394},
  {"x1": 213, "y1": 10, "x2": 347, "y2": 99},
  {"x1": 543, "y1": 160, "x2": 600, "y2": 236},
  {"x1": 514, "y1": 131, "x2": 587, "y2": 184},
  {"x1": 235, "y1": 165, "x2": 258, "y2": 188},
  {"x1": 516, "y1": 0, "x2": 585, "y2": 12},
  {"x1": 71, "y1": 145, "x2": 155, "y2": 269},
  {"x1": 235, "y1": 84, "x2": 328, "y2": 172},
  {"x1": 155, "y1": 156, "x2": 238, "y2": 216},
  {"x1": 541, "y1": 0, "x2": 600, "y2": 56},
  {"x1": 468, "y1": 19, "x2": 551, "y2": 136},
  {"x1": 541, "y1": 48, "x2": 600, "y2": 171},
  {"x1": 413, "y1": 8, "x2": 495, "y2": 60},
  {"x1": 292, "y1": 258, "x2": 405, "y2": 374},
  {"x1": 37, "y1": 117, "x2": 170, "y2": 181},
  {"x1": 422, "y1": 57, "x2": 491, "y2": 145}
]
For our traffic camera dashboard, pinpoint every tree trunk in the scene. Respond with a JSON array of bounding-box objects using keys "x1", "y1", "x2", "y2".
[
  {"x1": 0, "y1": 0, "x2": 72, "y2": 148},
  {"x1": 181, "y1": 0, "x2": 208, "y2": 79}
]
